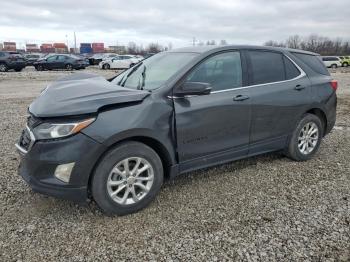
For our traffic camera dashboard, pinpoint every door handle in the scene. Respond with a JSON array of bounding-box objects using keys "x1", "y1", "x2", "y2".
[
  {"x1": 233, "y1": 94, "x2": 250, "y2": 101},
  {"x1": 294, "y1": 84, "x2": 305, "y2": 91}
]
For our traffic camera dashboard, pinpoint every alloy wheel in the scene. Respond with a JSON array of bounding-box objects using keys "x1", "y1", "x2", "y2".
[
  {"x1": 298, "y1": 122, "x2": 319, "y2": 155},
  {"x1": 106, "y1": 157, "x2": 154, "y2": 205},
  {"x1": 0, "y1": 64, "x2": 7, "y2": 72}
]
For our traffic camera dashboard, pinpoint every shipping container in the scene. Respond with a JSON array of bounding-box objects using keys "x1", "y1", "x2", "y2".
[
  {"x1": 4, "y1": 42, "x2": 16, "y2": 51},
  {"x1": 92, "y1": 42, "x2": 104, "y2": 53},
  {"x1": 80, "y1": 46, "x2": 93, "y2": 54},
  {"x1": 80, "y1": 43, "x2": 92, "y2": 47},
  {"x1": 55, "y1": 47, "x2": 68, "y2": 53},
  {"x1": 53, "y1": 43, "x2": 67, "y2": 48},
  {"x1": 26, "y1": 44, "x2": 39, "y2": 52},
  {"x1": 40, "y1": 47, "x2": 55, "y2": 53},
  {"x1": 41, "y1": 43, "x2": 53, "y2": 48}
]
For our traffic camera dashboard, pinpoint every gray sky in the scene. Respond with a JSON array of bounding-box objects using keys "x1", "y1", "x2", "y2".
[{"x1": 1, "y1": 0, "x2": 349, "y2": 48}]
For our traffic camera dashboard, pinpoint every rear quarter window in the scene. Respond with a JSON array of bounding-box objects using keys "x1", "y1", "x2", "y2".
[
  {"x1": 284, "y1": 56, "x2": 301, "y2": 80},
  {"x1": 292, "y1": 53, "x2": 329, "y2": 76}
]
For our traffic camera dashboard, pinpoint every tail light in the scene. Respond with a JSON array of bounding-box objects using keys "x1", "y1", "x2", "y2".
[{"x1": 330, "y1": 80, "x2": 338, "y2": 91}]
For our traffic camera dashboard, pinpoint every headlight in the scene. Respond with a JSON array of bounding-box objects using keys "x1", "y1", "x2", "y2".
[{"x1": 33, "y1": 118, "x2": 95, "y2": 140}]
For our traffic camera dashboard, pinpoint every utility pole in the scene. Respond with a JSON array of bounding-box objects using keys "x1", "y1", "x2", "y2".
[
  {"x1": 74, "y1": 31, "x2": 77, "y2": 54},
  {"x1": 65, "y1": 34, "x2": 69, "y2": 53},
  {"x1": 192, "y1": 37, "x2": 196, "y2": 46}
]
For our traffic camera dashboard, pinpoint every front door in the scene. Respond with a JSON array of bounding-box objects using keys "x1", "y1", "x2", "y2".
[
  {"x1": 45, "y1": 55, "x2": 58, "y2": 70},
  {"x1": 173, "y1": 51, "x2": 251, "y2": 173}
]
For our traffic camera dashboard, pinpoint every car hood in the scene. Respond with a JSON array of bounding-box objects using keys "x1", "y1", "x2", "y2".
[{"x1": 29, "y1": 72, "x2": 150, "y2": 117}]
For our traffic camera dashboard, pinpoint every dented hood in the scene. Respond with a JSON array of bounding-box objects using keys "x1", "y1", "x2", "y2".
[{"x1": 29, "y1": 73, "x2": 150, "y2": 117}]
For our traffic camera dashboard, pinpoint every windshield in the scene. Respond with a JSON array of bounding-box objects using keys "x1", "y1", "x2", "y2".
[{"x1": 112, "y1": 52, "x2": 198, "y2": 90}]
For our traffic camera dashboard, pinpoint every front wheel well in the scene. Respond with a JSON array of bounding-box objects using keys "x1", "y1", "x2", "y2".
[
  {"x1": 88, "y1": 136, "x2": 174, "y2": 196},
  {"x1": 305, "y1": 108, "x2": 327, "y2": 135}
]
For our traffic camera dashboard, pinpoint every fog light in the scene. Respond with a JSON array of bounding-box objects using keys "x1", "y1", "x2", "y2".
[{"x1": 54, "y1": 163, "x2": 75, "y2": 183}]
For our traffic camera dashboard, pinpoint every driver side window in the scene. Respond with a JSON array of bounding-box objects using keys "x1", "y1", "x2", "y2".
[
  {"x1": 186, "y1": 51, "x2": 242, "y2": 92},
  {"x1": 47, "y1": 56, "x2": 57, "y2": 62}
]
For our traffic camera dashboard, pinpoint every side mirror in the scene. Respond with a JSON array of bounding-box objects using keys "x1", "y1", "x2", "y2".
[{"x1": 174, "y1": 82, "x2": 211, "y2": 97}]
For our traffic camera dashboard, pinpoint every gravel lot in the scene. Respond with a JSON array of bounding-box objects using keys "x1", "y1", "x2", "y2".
[{"x1": 0, "y1": 66, "x2": 349, "y2": 261}]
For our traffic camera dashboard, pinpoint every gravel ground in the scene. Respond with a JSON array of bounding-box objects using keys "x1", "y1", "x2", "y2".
[{"x1": 0, "y1": 66, "x2": 349, "y2": 261}]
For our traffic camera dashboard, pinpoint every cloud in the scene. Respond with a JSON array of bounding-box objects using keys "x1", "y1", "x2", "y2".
[{"x1": 0, "y1": 0, "x2": 349, "y2": 48}]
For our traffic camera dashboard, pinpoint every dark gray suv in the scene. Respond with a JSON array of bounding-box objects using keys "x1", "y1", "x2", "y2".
[
  {"x1": 0, "y1": 51, "x2": 26, "y2": 72},
  {"x1": 16, "y1": 46, "x2": 337, "y2": 215}
]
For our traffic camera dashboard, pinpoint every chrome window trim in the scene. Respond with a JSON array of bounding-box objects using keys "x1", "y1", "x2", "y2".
[
  {"x1": 168, "y1": 54, "x2": 306, "y2": 98},
  {"x1": 15, "y1": 125, "x2": 36, "y2": 155}
]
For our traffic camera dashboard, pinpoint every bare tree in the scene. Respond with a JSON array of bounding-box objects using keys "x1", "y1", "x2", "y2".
[
  {"x1": 127, "y1": 42, "x2": 137, "y2": 54},
  {"x1": 264, "y1": 34, "x2": 350, "y2": 55},
  {"x1": 147, "y1": 43, "x2": 163, "y2": 53},
  {"x1": 286, "y1": 35, "x2": 301, "y2": 49}
]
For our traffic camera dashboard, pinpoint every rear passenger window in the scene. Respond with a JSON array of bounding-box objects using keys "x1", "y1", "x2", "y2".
[
  {"x1": 292, "y1": 53, "x2": 329, "y2": 76},
  {"x1": 186, "y1": 51, "x2": 242, "y2": 91},
  {"x1": 248, "y1": 51, "x2": 285, "y2": 85},
  {"x1": 284, "y1": 56, "x2": 300, "y2": 80}
]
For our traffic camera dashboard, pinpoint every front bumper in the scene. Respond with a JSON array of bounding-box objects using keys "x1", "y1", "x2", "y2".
[{"x1": 17, "y1": 132, "x2": 105, "y2": 203}]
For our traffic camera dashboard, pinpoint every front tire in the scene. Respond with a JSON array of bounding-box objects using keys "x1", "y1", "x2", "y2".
[
  {"x1": 331, "y1": 64, "x2": 337, "y2": 69},
  {"x1": 342, "y1": 62, "x2": 348, "y2": 67},
  {"x1": 285, "y1": 114, "x2": 323, "y2": 161},
  {"x1": 91, "y1": 141, "x2": 164, "y2": 215},
  {"x1": 0, "y1": 63, "x2": 8, "y2": 72},
  {"x1": 103, "y1": 64, "x2": 110, "y2": 70}
]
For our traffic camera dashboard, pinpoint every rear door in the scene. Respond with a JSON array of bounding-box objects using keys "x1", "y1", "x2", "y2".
[
  {"x1": 56, "y1": 55, "x2": 67, "y2": 69},
  {"x1": 246, "y1": 50, "x2": 311, "y2": 154},
  {"x1": 173, "y1": 51, "x2": 251, "y2": 172}
]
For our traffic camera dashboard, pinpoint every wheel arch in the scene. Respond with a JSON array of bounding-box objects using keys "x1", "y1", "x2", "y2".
[
  {"x1": 87, "y1": 135, "x2": 175, "y2": 196},
  {"x1": 305, "y1": 107, "x2": 327, "y2": 135}
]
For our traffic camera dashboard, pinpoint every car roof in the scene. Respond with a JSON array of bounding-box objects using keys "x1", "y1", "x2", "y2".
[{"x1": 169, "y1": 45, "x2": 318, "y2": 56}]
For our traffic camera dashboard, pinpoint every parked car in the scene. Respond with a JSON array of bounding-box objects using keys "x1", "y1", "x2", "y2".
[
  {"x1": 143, "y1": 53, "x2": 156, "y2": 59},
  {"x1": 339, "y1": 56, "x2": 350, "y2": 67},
  {"x1": 33, "y1": 54, "x2": 89, "y2": 71},
  {"x1": 88, "y1": 53, "x2": 117, "y2": 65},
  {"x1": 0, "y1": 51, "x2": 26, "y2": 72},
  {"x1": 99, "y1": 55, "x2": 141, "y2": 69},
  {"x1": 321, "y1": 56, "x2": 342, "y2": 68},
  {"x1": 24, "y1": 53, "x2": 42, "y2": 66},
  {"x1": 16, "y1": 45, "x2": 337, "y2": 215}
]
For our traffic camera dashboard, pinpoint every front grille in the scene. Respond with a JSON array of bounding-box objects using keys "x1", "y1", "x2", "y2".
[{"x1": 19, "y1": 128, "x2": 32, "y2": 151}]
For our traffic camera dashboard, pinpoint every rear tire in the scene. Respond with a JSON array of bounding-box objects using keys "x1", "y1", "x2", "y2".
[
  {"x1": 129, "y1": 63, "x2": 135, "y2": 68},
  {"x1": 91, "y1": 141, "x2": 164, "y2": 216},
  {"x1": 65, "y1": 64, "x2": 73, "y2": 71},
  {"x1": 331, "y1": 64, "x2": 337, "y2": 69},
  {"x1": 0, "y1": 63, "x2": 8, "y2": 72},
  {"x1": 103, "y1": 64, "x2": 110, "y2": 70},
  {"x1": 36, "y1": 65, "x2": 44, "y2": 71},
  {"x1": 285, "y1": 114, "x2": 323, "y2": 161},
  {"x1": 15, "y1": 68, "x2": 23, "y2": 72}
]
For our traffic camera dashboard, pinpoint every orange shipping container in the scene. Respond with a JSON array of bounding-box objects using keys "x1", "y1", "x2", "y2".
[{"x1": 53, "y1": 43, "x2": 67, "y2": 48}]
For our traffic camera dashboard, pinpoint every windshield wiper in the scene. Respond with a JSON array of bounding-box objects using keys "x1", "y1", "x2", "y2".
[{"x1": 121, "y1": 62, "x2": 143, "y2": 87}]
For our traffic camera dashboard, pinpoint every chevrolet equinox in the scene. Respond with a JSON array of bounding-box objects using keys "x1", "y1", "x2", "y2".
[{"x1": 16, "y1": 46, "x2": 337, "y2": 215}]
